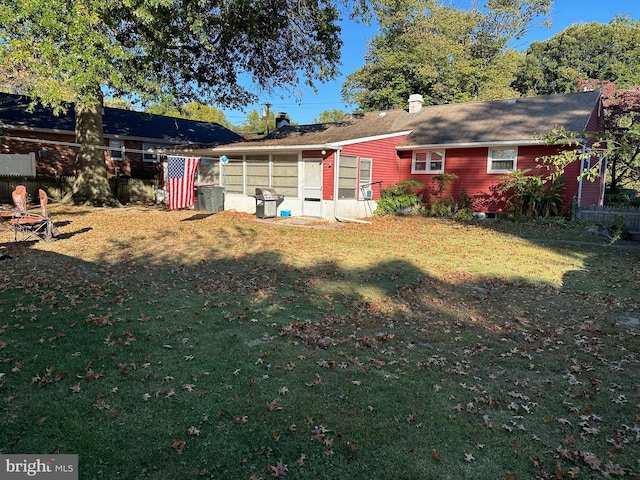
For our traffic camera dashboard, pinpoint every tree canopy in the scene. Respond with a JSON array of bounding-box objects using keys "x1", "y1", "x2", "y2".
[
  {"x1": 145, "y1": 101, "x2": 232, "y2": 129},
  {"x1": 513, "y1": 15, "x2": 640, "y2": 96},
  {"x1": 312, "y1": 109, "x2": 347, "y2": 123},
  {"x1": 342, "y1": 0, "x2": 552, "y2": 110},
  {"x1": 0, "y1": 0, "x2": 359, "y2": 204}
]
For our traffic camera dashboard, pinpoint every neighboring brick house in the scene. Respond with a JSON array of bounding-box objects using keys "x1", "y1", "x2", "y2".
[
  {"x1": 0, "y1": 93, "x2": 242, "y2": 180},
  {"x1": 180, "y1": 90, "x2": 605, "y2": 219}
]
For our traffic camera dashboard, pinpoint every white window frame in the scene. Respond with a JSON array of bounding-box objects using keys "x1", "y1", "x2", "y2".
[
  {"x1": 487, "y1": 147, "x2": 517, "y2": 173},
  {"x1": 359, "y1": 158, "x2": 373, "y2": 200},
  {"x1": 412, "y1": 150, "x2": 445, "y2": 174},
  {"x1": 220, "y1": 154, "x2": 300, "y2": 196},
  {"x1": 143, "y1": 143, "x2": 161, "y2": 162},
  {"x1": 109, "y1": 140, "x2": 124, "y2": 160}
]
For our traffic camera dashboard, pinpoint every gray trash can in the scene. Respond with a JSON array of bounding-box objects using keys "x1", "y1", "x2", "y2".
[{"x1": 195, "y1": 185, "x2": 225, "y2": 213}]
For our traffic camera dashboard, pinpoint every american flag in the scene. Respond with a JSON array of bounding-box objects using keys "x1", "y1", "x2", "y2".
[{"x1": 167, "y1": 156, "x2": 200, "y2": 210}]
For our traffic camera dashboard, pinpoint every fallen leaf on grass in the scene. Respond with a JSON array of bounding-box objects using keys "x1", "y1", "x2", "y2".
[
  {"x1": 270, "y1": 460, "x2": 287, "y2": 477},
  {"x1": 431, "y1": 449, "x2": 441, "y2": 462},
  {"x1": 171, "y1": 438, "x2": 186, "y2": 453},
  {"x1": 266, "y1": 399, "x2": 282, "y2": 411}
]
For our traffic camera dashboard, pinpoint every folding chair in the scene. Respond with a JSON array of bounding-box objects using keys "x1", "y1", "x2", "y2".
[
  {"x1": 8, "y1": 189, "x2": 58, "y2": 242},
  {"x1": 1, "y1": 185, "x2": 29, "y2": 236}
]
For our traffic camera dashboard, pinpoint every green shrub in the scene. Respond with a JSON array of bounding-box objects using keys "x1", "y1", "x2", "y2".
[
  {"x1": 423, "y1": 174, "x2": 474, "y2": 219},
  {"x1": 374, "y1": 180, "x2": 424, "y2": 216},
  {"x1": 496, "y1": 169, "x2": 565, "y2": 218}
]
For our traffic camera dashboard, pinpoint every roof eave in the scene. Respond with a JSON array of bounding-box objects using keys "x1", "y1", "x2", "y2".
[
  {"x1": 396, "y1": 139, "x2": 546, "y2": 150},
  {"x1": 164, "y1": 143, "x2": 331, "y2": 155}
]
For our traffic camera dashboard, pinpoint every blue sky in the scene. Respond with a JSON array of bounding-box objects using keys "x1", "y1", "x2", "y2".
[{"x1": 222, "y1": 0, "x2": 640, "y2": 127}]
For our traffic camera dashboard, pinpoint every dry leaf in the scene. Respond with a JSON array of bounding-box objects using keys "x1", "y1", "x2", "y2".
[
  {"x1": 270, "y1": 460, "x2": 288, "y2": 477},
  {"x1": 171, "y1": 438, "x2": 186, "y2": 452}
]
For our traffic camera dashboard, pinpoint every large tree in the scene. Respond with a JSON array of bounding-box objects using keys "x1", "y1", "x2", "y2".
[
  {"x1": 513, "y1": 15, "x2": 640, "y2": 96},
  {"x1": 576, "y1": 79, "x2": 640, "y2": 193},
  {"x1": 342, "y1": 0, "x2": 552, "y2": 111},
  {"x1": 0, "y1": 0, "x2": 355, "y2": 205}
]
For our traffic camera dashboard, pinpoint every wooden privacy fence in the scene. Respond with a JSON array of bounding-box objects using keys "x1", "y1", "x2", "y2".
[
  {"x1": 0, "y1": 176, "x2": 159, "y2": 205},
  {"x1": 574, "y1": 204, "x2": 640, "y2": 232}
]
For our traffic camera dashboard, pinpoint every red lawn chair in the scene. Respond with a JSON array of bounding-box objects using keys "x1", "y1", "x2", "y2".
[{"x1": 3, "y1": 187, "x2": 58, "y2": 242}]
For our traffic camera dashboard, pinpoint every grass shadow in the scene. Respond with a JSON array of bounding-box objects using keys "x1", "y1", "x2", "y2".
[{"x1": 0, "y1": 212, "x2": 637, "y2": 479}]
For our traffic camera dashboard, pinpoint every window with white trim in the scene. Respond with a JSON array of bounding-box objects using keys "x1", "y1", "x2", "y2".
[
  {"x1": 359, "y1": 158, "x2": 372, "y2": 199},
  {"x1": 218, "y1": 154, "x2": 300, "y2": 195},
  {"x1": 488, "y1": 147, "x2": 517, "y2": 173},
  {"x1": 413, "y1": 150, "x2": 444, "y2": 173},
  {"x1": 143, "y1": 143, "x2": 161, "y2": 162},
  {"x1": 338, "y1": 155, "x2": 358, "y2": 198},
  {"x1": 272, "y1": 154, "x2": 299, "y2": 197},
  {"x1": 197, "y1": 158, "x2": 220, "y2": 184},
  {"x1": 246, "y1": 155, "x2": 270, "y2": 193},
  {"x1": 109, "y1": 140, "x2": 123, "y2": 160},
  {"x1": 222, "y1": 159, "x2": 244, "y2": 193}
]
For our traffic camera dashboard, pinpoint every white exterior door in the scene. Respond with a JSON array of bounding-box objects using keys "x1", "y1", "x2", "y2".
[{"x1": 303, "y1": 158, "x2": 322, "y2": 217}]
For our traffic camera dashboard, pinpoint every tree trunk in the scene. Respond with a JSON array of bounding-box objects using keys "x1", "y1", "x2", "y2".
[{"x1": 64, "y1": 98, "x2": 120, "y2": 206}]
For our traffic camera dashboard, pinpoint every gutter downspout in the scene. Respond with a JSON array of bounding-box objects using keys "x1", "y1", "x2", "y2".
[
  {"x1": 599, "y1": 154, "x2": 608, "y2": 206},
  {"x1": 332, "y1": 148, "x2": 372, "y2": 225},
  {"x1": 576, "y1": 144, "x2": 586, "y2": 206}
]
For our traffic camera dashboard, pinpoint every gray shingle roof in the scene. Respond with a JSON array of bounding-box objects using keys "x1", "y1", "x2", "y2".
[
  {"x1": 0, "y1": 93, "x2": 243, "y2": 145},
  {"x1": 399, "y1": 90, "x2": 602, "y2": 147},
  {"x1": 184, "y1": 91, "x2": 601, "y2": 154}
]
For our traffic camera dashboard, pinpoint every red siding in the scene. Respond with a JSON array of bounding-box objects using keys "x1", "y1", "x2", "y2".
[
  {"x1": 308, "y1": 150, "x2": 336, "y2": 201},
  {"x1": 585, "y1": 97, "x2": 605, "y2": 133},
  {"x1": 399, "y1": 144, "x2": 598, "y2": 214},
  {"x1": 337, "y1": 135, "x2": 409, "y2": 200}
]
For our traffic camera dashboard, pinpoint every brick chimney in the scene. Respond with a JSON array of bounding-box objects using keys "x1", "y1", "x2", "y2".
[
  {"x1": 408, "y1": 94, "x2": 424, "y2": 113},
  {"x1": 275, "y1": 112, "x2": 290, "y2": 128}
]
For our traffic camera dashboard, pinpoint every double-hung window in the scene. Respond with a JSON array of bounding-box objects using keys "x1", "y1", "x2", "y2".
[
  {"x1": 413, "y1": 150, "x2": 444, "y2": 174},
  {"x1": 143, "y1": 143, "x2": 161, "y2": 162},
  {"x1": 337, "y1": 156, "x2": 374, "y2": 199},
  {"x1": 487, "y1": 147, "x2": 517, "y2": 173},
  {"x1": 109, "y1": 140, "x2": 123, "y2": 160}
]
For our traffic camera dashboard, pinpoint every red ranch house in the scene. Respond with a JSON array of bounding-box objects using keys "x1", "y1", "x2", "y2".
[{"x1": 176, "y1": 90, "x2": 605, "y2": 220}]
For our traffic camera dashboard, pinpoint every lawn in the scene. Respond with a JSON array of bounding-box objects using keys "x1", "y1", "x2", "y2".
[{"x1": 1, "y1": 206, "x2": 639, "y2": 479}]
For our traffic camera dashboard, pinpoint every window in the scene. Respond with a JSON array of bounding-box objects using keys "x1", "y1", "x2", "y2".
[
  {"x1": 218, "y1": 154, "x2": 300, "y2": 195},
  {"x1": 109, "y1": 140, "x2": 123, "y2": 160},
  {"x1": 488, "y1": 148, "x2": 517, "y2": 173},
  {"x1": 143, "y1": 143, "x2": 161, "y2": 162},
  {"x1": 221, "y1": 159, "x2": 244, "y2": 193},
  {"x1": 337, "y1": 155, "x2": 373, "y2": 199},
  {"x1": 246, "y1": 155, "x2": 270, "y2": 193},
  {"x1": 359, "y1": 158, "x2": 372, "y2": 199},
  {"x1": 272, "y1": 154, "x2": 299, "y2": 197},
  {"x1": 197, "y1": 158, "x2": 220, "y2": 184},
  {"x1": 413, "y1": 150, "x2": 444, "y2": 173},
  {"x1": 338, "y1": 155, "x2": 358, "y2": 198}
]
